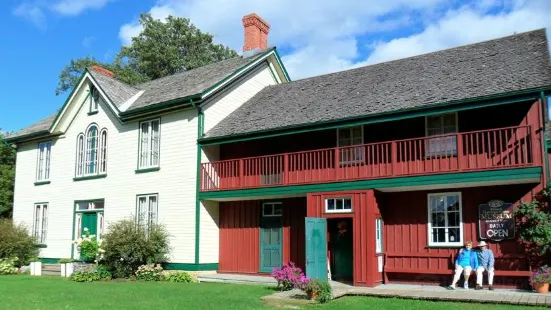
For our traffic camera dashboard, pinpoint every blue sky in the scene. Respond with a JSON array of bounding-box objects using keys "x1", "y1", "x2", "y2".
[{"x1": 2, "y1": 0, "x2": 550, "y2": 133}]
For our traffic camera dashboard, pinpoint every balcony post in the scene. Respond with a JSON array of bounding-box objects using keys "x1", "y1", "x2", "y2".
[
  {"x1": 457, "y1": 133, "x2": 463, "y2": 171},
  {"x1": 284, "y1": 154, "x2": 289, "y2": 185},
  {"x1": 335, "y1": 148, "x2": 340, "y2": 181},
  {"x1": 239, "y1": 159, "x2": 244, "y2": 188},
  {"x1": 391, "y1": 141, "x2": 397, "y2": 176}
]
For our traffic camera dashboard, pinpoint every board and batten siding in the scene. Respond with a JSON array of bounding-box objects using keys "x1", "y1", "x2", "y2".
[
  {"x1": 13, "y1": 80, "x2": 198, "y2": 263},
  {"x1": 198, "y1": 61, "x2": 279, "y2": 264}
]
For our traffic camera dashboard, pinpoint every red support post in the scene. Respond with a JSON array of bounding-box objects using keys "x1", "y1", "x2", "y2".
[
  {"x1": 284, "y1": 154, "x2": 289, "y2": 185},
  {"x1": 457, "y1": 133, "x2": 463, "y2": 171},
  {"x1": 335, "y1": 148, "x2": 340, "y2": 181},
  {"x1": 239, "y1": 159, "x2": 244, "y2": 188},
  {"x1": 391, "y1": 141, "x2": 397, "y2": 176}
]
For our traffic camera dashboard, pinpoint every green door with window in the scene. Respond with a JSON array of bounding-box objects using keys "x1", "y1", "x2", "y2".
[
  {"x1": 260, "y1": 216, "x2": 282, "y2": 273},
  {"x1": 305, "y1": 217, "x2": 328, "y2": 280},
  {"x1": 81, "y1": 213, "x2": 98, "y2": 236}
]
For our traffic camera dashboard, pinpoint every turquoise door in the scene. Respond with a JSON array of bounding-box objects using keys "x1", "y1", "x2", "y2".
[
  {"x1": 260, "y1": 217, "x2": 282, "y2": 273},
  {"x1": 305, "y1": 217, "x2": 328, "y2": 280}
]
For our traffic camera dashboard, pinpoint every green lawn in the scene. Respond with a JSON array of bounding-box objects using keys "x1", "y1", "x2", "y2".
[{"x1": 0, "y1": 276, "x2": 546, "y2": 310}]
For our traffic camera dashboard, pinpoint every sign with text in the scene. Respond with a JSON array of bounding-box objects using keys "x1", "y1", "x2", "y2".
[{"x1": 478, "y1": 200, "x2": 515, "y2": 241}]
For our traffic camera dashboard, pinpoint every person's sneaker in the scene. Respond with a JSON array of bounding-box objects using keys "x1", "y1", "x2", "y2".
[
  {"x1": 447, "y1": 285, "x2": 456, "y2": 290},
  {"x1": 463, "y1": 282, "x2": 469, "y2": 290},
  {"x1": 488, "y1": 285, "x2": 494, "y2": 291},
  {"x1": 475, "y1": 285, "x2": 483, "y2": 290}
]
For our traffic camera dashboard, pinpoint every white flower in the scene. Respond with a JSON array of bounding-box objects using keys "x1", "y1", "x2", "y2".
[
  {"x1": 120, "y1": 257, "x2": 124, "y2": 261},
  {"x1": 83, "y1": 227, "x2": 89, "y2": 232}
]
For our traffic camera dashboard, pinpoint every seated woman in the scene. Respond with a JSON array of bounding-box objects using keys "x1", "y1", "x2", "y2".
[{"x1": 447, "y1": 241, "x2": 478, "y2": 290}]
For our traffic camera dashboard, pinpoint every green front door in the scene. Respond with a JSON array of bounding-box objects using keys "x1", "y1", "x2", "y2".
[
  {"x1": 305, "y1": 217, "x2": 328, "y2": 281},
  {"x1": 81, "y1": 213, "x2": 98, "y2": 236},
  {"x1": 260, "y1": 217, "x2": 282, "y2": 273}
]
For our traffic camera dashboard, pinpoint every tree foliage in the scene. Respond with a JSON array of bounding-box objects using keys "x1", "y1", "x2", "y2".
[
  {"x1": 0, "y1": 131, "x2": 15, "y2": 218},
  {"x1": 56, "y1": 13, "x2": 238, "y2": 95}
]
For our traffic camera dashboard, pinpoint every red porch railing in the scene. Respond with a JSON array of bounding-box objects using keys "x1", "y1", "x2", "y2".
[{"x1": 200, "y1": 125, "x2": 535, "y2": 191}]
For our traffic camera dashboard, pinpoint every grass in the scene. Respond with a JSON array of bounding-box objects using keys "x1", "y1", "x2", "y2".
[{"x1": 0, "y1": 276, "x2": 547, "y2": 310}]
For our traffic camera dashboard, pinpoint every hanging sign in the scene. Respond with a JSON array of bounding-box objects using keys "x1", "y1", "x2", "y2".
[{"x1": 478, "y1": 200, "x2": 515, "y2": 241}]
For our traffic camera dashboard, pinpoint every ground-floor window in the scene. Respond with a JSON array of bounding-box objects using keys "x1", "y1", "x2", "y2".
[
  {"x1": 33, "y1": 203, "x2": 48, "y2": 244},
  {"x1": 427, "y1": 192, "x2": 462, "y2": 246},
  {"x1": 136, "y1": 194, "x2": 158, "y2": 231},
  {"x1": 325, "y1": 197, "x2": 352, "y2": 213}
]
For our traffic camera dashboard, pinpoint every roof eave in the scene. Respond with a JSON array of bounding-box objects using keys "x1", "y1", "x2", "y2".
[
  {"x1": 5, "y1": 130, "x2": 56, "y2": 144},
  {"x1": 119, "y1": 95, "x2": 201, "y2": 121},
  {"x1": 199, "y1": 86, "x2": 551, "y2": 145}
]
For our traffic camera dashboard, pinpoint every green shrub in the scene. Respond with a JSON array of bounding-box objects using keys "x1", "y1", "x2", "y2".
[
  {"x1": 164, "y1": 271, "x2": 194, "y2": 283},
  {"x1": 135, "y1": 264, "x2": 163, "y2": 281},
  {"x1": 0, "y1": 258, "x2": 18, "y2": 275},
  {"x1": 73, "y1": 230, "x2": 100, "y2": 263},
  {"x1": 0, "y1": 219, "x2": 38, "y2": 266},
  {"x1": 304, "y1": 279, "x2": 332, "y2": 303},
  {"x1": 58, "y1": 258, "x2": 74, "y2": 264},
  {"x1": 70, "y1": 265, "x2": 111, "y2": 282},
  {"x1": 100, "y1": 219, "x2": 170, "y2": 278}
]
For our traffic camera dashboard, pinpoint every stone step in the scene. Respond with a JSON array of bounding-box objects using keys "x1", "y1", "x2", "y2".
[
  {"x1": 43, "y1": 264, "x2": 61, "y2": 271},
  {"x1": 42, "y1": 270, "x2": 61, "y2": 276}
]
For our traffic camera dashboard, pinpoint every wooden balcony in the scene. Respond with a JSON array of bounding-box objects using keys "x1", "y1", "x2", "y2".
[{"x1": 200, "y1": 126, "x2": 537, "y2": 192}]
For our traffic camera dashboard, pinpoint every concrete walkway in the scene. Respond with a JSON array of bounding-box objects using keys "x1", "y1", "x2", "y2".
[{"x1": 196, "y1": 273, "x2": 551, "y2": 307}]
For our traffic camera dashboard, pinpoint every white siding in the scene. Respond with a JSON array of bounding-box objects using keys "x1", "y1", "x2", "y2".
[
  {"x1": 199, "y1": 200, "x2": 219, "y2": 264},
  {"x1": 13, "y1": 83, "x2": 198, "y2": 263}
]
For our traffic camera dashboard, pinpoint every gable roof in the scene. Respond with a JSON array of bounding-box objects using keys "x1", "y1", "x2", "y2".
[
  {"x1": 205, "y1": 29, "x2": 551, "y2": 140},
  {"x1": 7, "y1": 48, "x2": 280, "y2": 142}
]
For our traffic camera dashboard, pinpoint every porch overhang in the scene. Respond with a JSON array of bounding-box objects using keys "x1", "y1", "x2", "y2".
[{"x1": 198, "y1": 167, "x2": 542, "y2": 201}]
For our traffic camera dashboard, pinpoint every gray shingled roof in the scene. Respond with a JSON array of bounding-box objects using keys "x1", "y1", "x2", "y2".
[
  {"x1": 88, "y1": 70, "x2": 140, "y2": 108},
  {"x1": 127, "y1": 56, "x2": 254, "y2": 111},
  {"x1": 7, "y1": 52, "x2": 263, "y2": 141},
  {"x1": 205, "y1": 29, "x2": 551, "y2": 139}
]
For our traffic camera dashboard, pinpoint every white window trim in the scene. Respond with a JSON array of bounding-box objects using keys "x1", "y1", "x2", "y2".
[
  {"x1": 98, "y1": 129, "x2": 108, "y2": 174},
  {"x1": 337, "y1": 126, "x2": 364, "y2": 165},
  {"x1": 136, "y1": 194, "x2": 159, "y2": 229},
  {"x1": 75, "y1": 200, "x2": 105, "y2": 212},
  {"x1": 75, "y1": 125, "x2": 107, "y2": 178},
  {"x1": 375, "y1": 218, "x2": 383, "y2": 253},
  {"x1": 36, "y1": 141, "x2": 52, "y2": 182},
  {"x1": 427, "y1": 192, "x2": 463, "y2": 247},
  {"x1": 138, "y1": 119, "x2": 161, "y2": 169},
  {"x1": 33, "y1": 203, "x2": 48, "y2": 244},
  {"x1": 325, "y1": 197, "x2": 353, "y2": 213},
  {"x1": 262, "y1": 202, "x2": 283, "y2": 217},
  {"x1": 90, "y1": 86, "x2": 99, "y2": 113}
]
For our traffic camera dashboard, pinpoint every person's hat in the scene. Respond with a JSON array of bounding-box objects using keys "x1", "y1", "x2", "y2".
[{"x1": 477, "y1": 241, "x2": 488, "y2": 247}]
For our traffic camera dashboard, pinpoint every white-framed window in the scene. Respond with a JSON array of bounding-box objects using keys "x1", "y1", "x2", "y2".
[
  {"x1": 262, "y1": 202, "x2": 282, "y2": 217},
  {"x1": 425, "y1": 113, "x2": 458, "y2": 157},
  {"x1": 76, "y1": 200, "x2": 105, "y2": 211},
  {"x1": 375, "y1": 218, "x2": 383, "y2": 253},
  {"x1": 138, "y1": 119, "x2": 160, "y2": 169},
  {"x1": 338, "y1": 126, "x2": 364, "y2": 164},
  {"x1": 137, "y1": 194, "x2": 158, "y2": 230},
  {"x1": 75, "y1": 124, "x2": 107, "y2": 177},
  {"x1": 90, "y1": 86, "x2": 99, "y2": 113},
  {"x1": 97, "y1": 212, "x2": 105, "y2": 241},
  {"x1": 36, "y1": 141, "x2": 52, "y2": 181},
  {"x1": 325, "y1": 197, "x2": 352, "y2": 213},
  {"x1": 33, "y1": 203, "x2": 48, "y2": 244},
  {"x1": 427, "y1": 192, "x2": 463, "y2": 247}
]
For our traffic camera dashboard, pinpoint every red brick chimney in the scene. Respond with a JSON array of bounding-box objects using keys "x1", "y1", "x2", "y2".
[
  {"x1": 242, "y1": 13, "x2": 270, "y2": 52},
  {"x1": 89, "y1": 65, "x2": 114, "y2": 78}
]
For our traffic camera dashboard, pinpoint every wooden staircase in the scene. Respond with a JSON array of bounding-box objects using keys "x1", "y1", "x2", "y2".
[{"x1": 42, "y1": 264, "x2": 61, "y2": 276}]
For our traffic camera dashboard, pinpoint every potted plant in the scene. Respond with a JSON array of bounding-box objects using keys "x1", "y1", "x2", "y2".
[
  {"x1": 303, "y1": 279, "x2": 332, "y2": 303},
  {"x1": 531, "y1": 265, "x2": 551, "y2": 293},
  {"x1": 58, "y1": 258, "x2": 74, "y2": 277}
]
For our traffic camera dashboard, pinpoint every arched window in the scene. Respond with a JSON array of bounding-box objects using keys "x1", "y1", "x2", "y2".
[
  {"x1": 76, "y1": 134, "x2": 84, "y2": 177},
  {"x1": 99, "y1": 129, "x2": 107, "y2": 174},
  {"x1": 85, "y1": 125, "x2": 98, "y2": 175},
  {"x1": 76, "y1": 124, "x2": 107, "y2": 178}
]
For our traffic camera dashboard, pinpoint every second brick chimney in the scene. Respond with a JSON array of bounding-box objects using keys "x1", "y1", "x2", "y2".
[
  {"x1": 242, "y1": 13, "x2": 270, "y2": 52},
  {"x1": 89, "y1": 65, "x2": 114, "y2": 78}
]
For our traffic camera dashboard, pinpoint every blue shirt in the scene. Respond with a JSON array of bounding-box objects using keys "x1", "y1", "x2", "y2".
[
  {"x1": 455, "y1": 249, "x2": 478, "y2": 269},
  {"x1": 477, "y1": 249, "x2": 495, "y2": 269}
]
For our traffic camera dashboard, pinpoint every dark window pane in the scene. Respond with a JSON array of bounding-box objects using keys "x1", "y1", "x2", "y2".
[
  {"x1": 436, "y1": 213, "x2": 445, "y2": 227},
  {"x1": 274, "y1": 204, "x2": 282, "y2": 215},
  {"x1": 448, "y1": 211, "x2": 458, "y2": 227},
  {"x1": 448, "y1": 228, "x2": 460, "y2": 243},
  {"x1": 327, "y1": 199, "x2": 335, "y2": 210},
  {"x1": 344, "y1": 199, "x2": 352, "y2": 210},
  {"x1": 437, "y1": 228, "x2": 446, "y2": 242},
  {"x1": 336, "y1": 199, "x2": 343, "y2": 210}
]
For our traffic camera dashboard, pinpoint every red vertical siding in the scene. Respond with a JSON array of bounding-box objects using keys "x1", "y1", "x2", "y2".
[
  {"x1": 381, "y1": 184, "x2": 541, "y2": 287},
  {"x1": 219, "y1": 198, "x2": 306, "y2": 274}
]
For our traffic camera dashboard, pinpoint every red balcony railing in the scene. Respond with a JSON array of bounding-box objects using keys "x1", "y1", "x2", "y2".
[{"x1": 200, "y1": 125, "x2": 536, "y2": 191}]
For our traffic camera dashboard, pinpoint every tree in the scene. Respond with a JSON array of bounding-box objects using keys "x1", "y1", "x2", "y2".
[
  {"x1": 0, "y1": 131, "x2": 15, "y2": 218},
  {"x1": 56, "y1": 13, "x2": 238, "y2": 95}
]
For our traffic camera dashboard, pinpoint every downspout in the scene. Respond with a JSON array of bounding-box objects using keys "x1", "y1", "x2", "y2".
[
  {"x1": 540, "y1": 91, "x2": 550, "y2": 187},
  {"x1": 192, "y1": 99, "x2": 204, "y2": 265}
]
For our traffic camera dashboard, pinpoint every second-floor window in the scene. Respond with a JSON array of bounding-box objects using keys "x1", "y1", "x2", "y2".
[
  {"x1": 76, "y1": 125, "x2": 107, "y2": 177},
  {"x1": 36, "y1": 142, "x2": 52, "y2": 181},
  {"x1": 33, "y1": 203, "x2": 48, "y2": 244},
  {"x1": 338, "y1": 126, "x2": 364, "y2": 165},
  {"x1": 90, "y1": 86, "x2": 99, "y2": 113},
  {"x1": 138, "y1": 119, "x2": 160, "y2": 169},
  {"x1": 426, "y1": 113, "x2": 458, "y2": 157}
]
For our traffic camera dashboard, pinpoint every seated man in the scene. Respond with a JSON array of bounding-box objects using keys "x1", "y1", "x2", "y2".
[
  {"x1": 448, "y1": 241, "x2": 478, "y2": 290},
  {"x1": 475, "y1": 241, "x2": 495, "y2": 290}
]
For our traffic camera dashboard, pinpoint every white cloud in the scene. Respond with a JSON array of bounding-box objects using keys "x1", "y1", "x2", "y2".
[
  {"x1": 13, "y1": 3, "x2": 46, "y2": 29},
  {"x1": 51, "y1": 0, "x2": 116, "y2": 16},
  {"x1": 120, "y1": 0, "x2": 551, "y2": 80}
]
